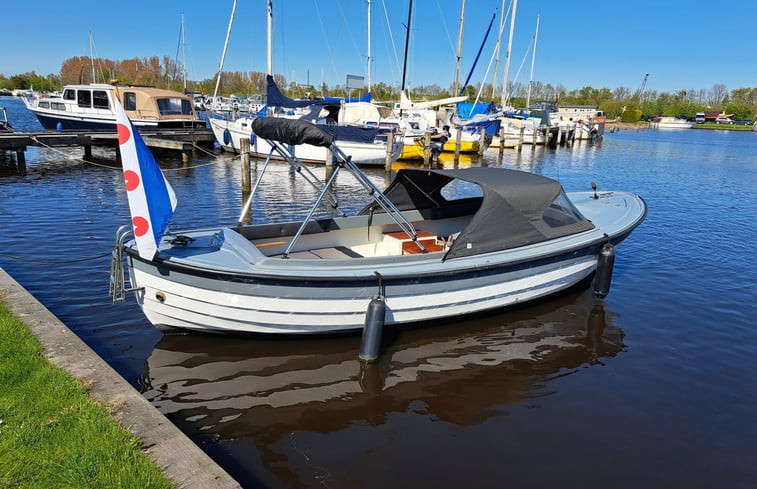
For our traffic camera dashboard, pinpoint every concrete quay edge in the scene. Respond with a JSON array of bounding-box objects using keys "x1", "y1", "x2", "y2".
[{"x1": 0, "y1": 268, "x2": 242, "y2": 489}]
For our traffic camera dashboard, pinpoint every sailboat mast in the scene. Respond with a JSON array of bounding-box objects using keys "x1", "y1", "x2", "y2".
[
  {"x1": 400, "y1": 0, "x2": 413, "y2": 92},
  {"x1": 491, "y1": 0, "x2": 506, "y2": 100},
  {"x1": 213, "y1": 0, "x2": 237, "y2": 100},
  {"x1": 453, "y1": 0, "x2": 466, "y2": 97},
  {"x1": 526, "y1": 13, "x2": 540, "y2": 108},
  {"x1": 367, "y1": 0, "x2": 371, "y2": 93},
  {"x1": 267, "y1": 0, "x2": 273, "y2": 75},
  {"x1": 181, "y1": 12, "x2": 187, "y2": 92},
  {"x1": 500, "y1": 0, "x2": 517, "y2": 108},
  {"x1": 89, "y1": 32, "x2": 96, "y2": 84}
]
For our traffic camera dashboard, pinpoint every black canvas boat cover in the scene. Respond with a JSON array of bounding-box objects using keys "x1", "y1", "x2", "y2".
[
  {"x1": 251, "y1": 117, "x2": 333, "y2": 147},
  {"x1": 266, "y1": 75, "x2": 331, "y2": 109},
  {"x1": 364, "y1": 167, "x2": 595, "y2": 259}
]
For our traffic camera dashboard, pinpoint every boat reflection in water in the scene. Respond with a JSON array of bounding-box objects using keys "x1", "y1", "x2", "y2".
[{"x1": 142, "y1": 290, "x2": 623, "y2": 487}]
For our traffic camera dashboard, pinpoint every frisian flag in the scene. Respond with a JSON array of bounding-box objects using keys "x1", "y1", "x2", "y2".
[{"x1": 114, "y1": 95, "x2": 177, "y2": 260}]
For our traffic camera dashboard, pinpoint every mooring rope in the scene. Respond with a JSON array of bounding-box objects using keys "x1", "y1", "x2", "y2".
[
  {"x1": 0, "y1": 251, "x2": 112, "y2": 264},
  {"x1": 27, "y1": 135, "x2": 241, "y2": 171}
]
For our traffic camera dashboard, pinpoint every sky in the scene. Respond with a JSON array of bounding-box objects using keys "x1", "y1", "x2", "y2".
[{"x1": 2, "y1": 0, "x2": 756, "y2": 96}]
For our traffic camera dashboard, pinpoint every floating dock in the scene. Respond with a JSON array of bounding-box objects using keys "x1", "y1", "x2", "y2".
[{"x1": 0, "y1": 127, "x2": 217, "y2": 172}]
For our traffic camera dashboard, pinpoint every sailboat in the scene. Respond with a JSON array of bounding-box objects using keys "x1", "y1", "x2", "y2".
[{"x1": 208, "y1": 0, "x2": 402, "y2": 165}]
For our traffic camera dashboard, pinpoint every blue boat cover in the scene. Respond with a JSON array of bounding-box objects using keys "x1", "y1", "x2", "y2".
[{"x1": 456, "y1": 102, "x2": 496, "y2": 119}]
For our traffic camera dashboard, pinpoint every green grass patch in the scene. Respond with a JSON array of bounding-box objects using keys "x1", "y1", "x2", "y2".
[
  {"x1": 0, "y1": 301, "x2": 173, "y2": 489},
  {"x1": 693, "y1": 122, "x2": 755, "y2": 131}
]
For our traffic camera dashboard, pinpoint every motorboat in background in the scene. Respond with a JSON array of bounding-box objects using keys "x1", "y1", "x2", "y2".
[
  {"x1": 22, "y1": 83, "x2": 206, "y2": 130},
  {"x1": 555, "y1": 105, "x2": 606, "y2": 140},
  {"x1": 112, "y1": 117, "x2": 647, "y2": 335},
  {"x1": 651, "y1": 116, "x2": 694, "y2": 129}
]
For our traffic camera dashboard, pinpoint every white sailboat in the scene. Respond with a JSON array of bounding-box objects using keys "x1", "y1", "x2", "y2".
[{"x1": 208, "y1": 0, "x2": 402, "y2": 165}]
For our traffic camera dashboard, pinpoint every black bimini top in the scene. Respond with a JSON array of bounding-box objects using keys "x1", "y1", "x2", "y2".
[{"x1": 364, "y1": 167, "x2": 596, "y2": 259}]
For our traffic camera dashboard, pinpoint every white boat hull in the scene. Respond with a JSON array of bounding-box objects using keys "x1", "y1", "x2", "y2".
[
  {"x1": 123, "y1": 187, "x2": 646, "y2": 335},
  {"x1": 210, "y1": 117, "x2": 402, "y2": 165},
  {"x1": 129, "y1": 253, "x2": 597, "y2": 334}
]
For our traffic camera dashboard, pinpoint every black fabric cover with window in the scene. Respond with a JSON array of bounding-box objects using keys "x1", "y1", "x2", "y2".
[{"x1": 362, "y1": 168, "x2": 595, "y2": 259}]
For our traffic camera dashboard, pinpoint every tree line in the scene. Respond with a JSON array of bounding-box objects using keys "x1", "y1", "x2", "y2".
[{"x1": 2, "y1": 56, "x2": 756, "y2": 121}]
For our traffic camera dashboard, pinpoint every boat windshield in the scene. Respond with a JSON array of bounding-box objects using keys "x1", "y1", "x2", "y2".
[
  {"x1": 156, "y1": 98, "x2": 193, "y2": 116},
  {"x1": 542, "y1": 191, "x2": 588, "y2": 227}
]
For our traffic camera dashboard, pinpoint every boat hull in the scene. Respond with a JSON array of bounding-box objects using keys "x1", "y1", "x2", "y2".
[
  {"x1": 210, "y1": 117, "x2": 402, "y2": 166},
  {"x1": 32, "y1": 111, "x2": 205, "y2": 131},
  {"x1": 128, "y1": 245, "x2": 602, "y2": 334}
]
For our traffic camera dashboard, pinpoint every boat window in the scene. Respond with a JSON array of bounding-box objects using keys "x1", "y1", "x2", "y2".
[
  {"x1": 77, "y1": 90, "x2": 91, "y2": 108},
  {"x1": 124, "y1": 92, "x2": 137, "y2": 111},
  {"x1": 51, "y1": 102, "x2": 66, "y2": 111},
  {"x1": 93, "y1": 91, "x2": 110, "y2": 109},
  {"x1": 63, "y1": 89, "x2": 75, "y2": 100},
  {"x1": 542, "y1": 191, "x2": 587, "y2": 227},
  {"x1": 440, "y1": 180, "x2": 483, "y2": 201},
  {"x1": 156, "y1": 97, "x2": 193, "y2": 116},
  {"x1": 38, "y1": 101, "x2": 50, "y2": 109}
]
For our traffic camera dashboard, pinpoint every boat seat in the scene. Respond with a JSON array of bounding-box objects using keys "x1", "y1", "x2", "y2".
[{"x1": 282, "y1": 246, "x2": 363, "y2": 259}]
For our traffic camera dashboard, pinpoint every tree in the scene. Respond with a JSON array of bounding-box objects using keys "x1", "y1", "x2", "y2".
[{"x1": 708, "y1": 84, "x2": 728, "y2": 106}]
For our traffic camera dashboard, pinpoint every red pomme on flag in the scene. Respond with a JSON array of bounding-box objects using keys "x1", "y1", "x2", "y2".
[{"x1": 113, "y1": 92, "x2": 177, "y2": 260}]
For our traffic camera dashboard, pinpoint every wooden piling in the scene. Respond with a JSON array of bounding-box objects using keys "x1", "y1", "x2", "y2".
[
  {"x1": 384, "y1": 131, "x2": 394, "y2": 174},
  {"x1": 16, "y1": 148, "x2": 26, "y2": 174},
  {"x1": 423, "y1": 131, "x2": 431, "y2": 167},
  {"x1": 478, "y1": 128, "x2": 486, "y2": 156},
  {"x1": 498, "y1": 126, "x2": 505, "y2": 158},
  {"x1": 240, "y1": 137, "x2": 251, "y2": 194},
  {"x1": 325, "y1": 148, "x2": 334, "y2": 181},
  {"x1": 518, "y1": 126, "x2": 524, "y2": 152},
  {"x1": 454, "y1": 127, "x2": 462, "y2": 161}
]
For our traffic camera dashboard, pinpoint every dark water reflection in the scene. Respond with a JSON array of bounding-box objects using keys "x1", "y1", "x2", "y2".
[
  {"x1": 2, "y1": 96, "x2": 757, "y2": 488},
  {"x1": 143, "y1": 291, "x2": 619, "y2": 488}
]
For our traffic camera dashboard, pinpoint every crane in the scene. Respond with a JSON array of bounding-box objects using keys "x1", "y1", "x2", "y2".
[{"x1": 636, "y1": 73, "x2": 649, "y2": 100}]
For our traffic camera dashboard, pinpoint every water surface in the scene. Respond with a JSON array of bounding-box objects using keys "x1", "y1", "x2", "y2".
[{"x1": 2, "y1": 96, "x2": 756, "y2": 488}]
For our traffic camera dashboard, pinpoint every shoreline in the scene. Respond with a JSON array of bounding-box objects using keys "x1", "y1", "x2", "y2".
[{"x1": 0, "y1": 267, "x2": 241, "y2": 489}]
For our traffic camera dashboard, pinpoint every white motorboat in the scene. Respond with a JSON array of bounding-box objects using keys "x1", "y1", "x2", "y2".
[
  {"x1": 111, "y1": 117, "x2": 647, "y2": 335},
  {"x1": 23, "y1": 83, "x2": 205, "y2": 130},
  {"x1": 652, "y1": 116, "x2": 694, "y2": 129}
]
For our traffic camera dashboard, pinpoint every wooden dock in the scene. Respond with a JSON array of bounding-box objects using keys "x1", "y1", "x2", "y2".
[{"x1": 0, "y1": 127, "x2": 217, "y2": 171}]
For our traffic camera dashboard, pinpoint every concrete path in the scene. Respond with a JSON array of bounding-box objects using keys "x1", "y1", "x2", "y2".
[{"x1": 0, "y1": 268, "x2": 242, "y2": 489}]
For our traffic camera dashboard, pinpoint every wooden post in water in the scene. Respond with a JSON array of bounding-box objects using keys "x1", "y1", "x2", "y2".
[
  {"x1": 325, "y1": 148, "x2": 334, "y2": 181},
  {"x1": 531, "y1": 127, "x2": 537, "y2": 148},
  {"x1": 454, "y1": 127, "x2": 462, "y2": 161},
  {"x1": 518, "y1": 126, "x2": 524, "y2": 152},
  {"x1": 84, "y1": 144, "x2": 92, "y2": 160},
  {"x1": 384, "y1": 131, "x2": 394, "y2": 174},
  {"x1": 423, "y1": 131, "x2": 431, "y2": 167},
  {"x1": 240, "y1": 137, "x2": 251, "y2": 194},
  {"x1": 498, "y1": 126, "x2": 505, "y2": 158},
  {"x1": 16, "y1": 148, "x2": 26, "y2": 174},
  {"x1": 478, "y1": 128, "x2": 486, "y2": 156}
]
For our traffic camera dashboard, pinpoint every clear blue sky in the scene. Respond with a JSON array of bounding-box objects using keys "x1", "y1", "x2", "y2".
[{"x1": 2, "y1": 0, "x2": 756, "y2": 95}]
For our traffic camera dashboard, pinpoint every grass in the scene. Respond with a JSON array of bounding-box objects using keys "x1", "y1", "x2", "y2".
[
  {"x1": 0, "y1": 301, "x2": 173, "y2": 489},
  {"x1": 693, "y1": 122, "x2": 755, "y2": 131}
]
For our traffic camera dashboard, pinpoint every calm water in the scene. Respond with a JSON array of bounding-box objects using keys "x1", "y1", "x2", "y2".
[{"x1": 2, "y1": 95, "x2": 756, "y2": 488}]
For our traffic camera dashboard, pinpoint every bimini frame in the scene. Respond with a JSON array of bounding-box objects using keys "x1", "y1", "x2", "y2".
[{"x1": 248, "y1": 117, "x2": 428, "y2": 257}]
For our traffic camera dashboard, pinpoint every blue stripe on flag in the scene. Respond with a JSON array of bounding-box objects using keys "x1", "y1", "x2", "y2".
[{"x1": 131, "y1": 121, "x2": 174, "y2": 244}]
